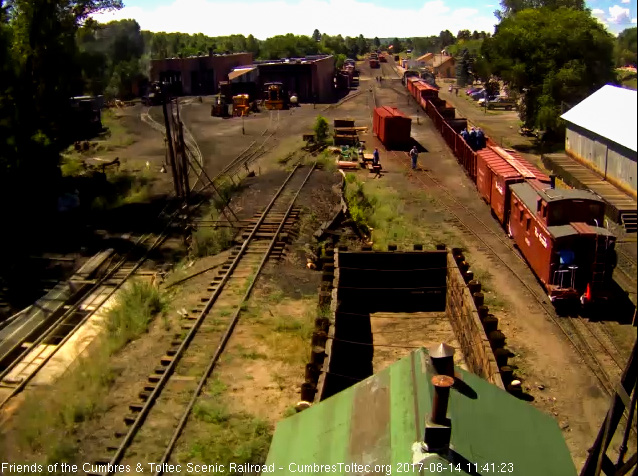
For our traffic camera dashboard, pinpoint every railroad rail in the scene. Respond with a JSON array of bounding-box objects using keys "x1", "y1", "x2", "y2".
[
  {"x1": 85, "y1": 163, "x2": 315, "y2": 476},
  {"x1": 389, "y1": 150, "x2": 626, "y2": 398},
  {"x1": 0, "y1": 105, "x2": 286, "y2": 408},
  {"x1": 369, "y1": 76, "x2": 629, "y2": 404},
  {"x1": 0, "y1": 222, "x2": 182, "y2": 410}
]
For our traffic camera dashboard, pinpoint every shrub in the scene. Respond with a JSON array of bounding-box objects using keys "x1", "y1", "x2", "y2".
[{"x1": 313, "y1": 115, "x2": 329, "y2": 144}]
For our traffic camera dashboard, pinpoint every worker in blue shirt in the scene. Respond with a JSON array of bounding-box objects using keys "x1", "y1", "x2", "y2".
[
  {"x1": 373, "y1": 148, "x2": 380, "y2": 166},
  {"x1": 476, "y1": 128, "x2": 486, "y2": 150},
  {"x1": 409, "y1": 146, "x2": 418, "y2": 170},
  {"x1": 469, "y1": 127, "x2": 478, "y2": 151},
  {"x1": 460, "y1": 128, "x2": 469, "y2": 144}
]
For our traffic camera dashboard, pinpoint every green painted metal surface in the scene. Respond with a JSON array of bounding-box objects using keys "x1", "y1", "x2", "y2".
[{"x1": 265, "y1": 348, "x2": 576, "y2": 475}]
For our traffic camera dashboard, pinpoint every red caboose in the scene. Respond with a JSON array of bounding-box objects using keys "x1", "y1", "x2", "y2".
[{"x1": 508, "y1": 182, "x2": 615, "y2": 304}]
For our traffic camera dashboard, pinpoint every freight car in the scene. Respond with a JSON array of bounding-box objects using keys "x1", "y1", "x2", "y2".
[
  {"x1": 373, "y1": 106, "x2": 412, "y2": 149},
  {"x1": 402, "y1": 78, "x2": 617, "y2": 306},
  {"x1": 508, "y1": 182, "x2": 615, "y2": 304}
]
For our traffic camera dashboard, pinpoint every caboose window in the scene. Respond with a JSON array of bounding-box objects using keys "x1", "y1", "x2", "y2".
[
  {"x1": 519, "y1": 210, "x2": 524, "y2": 222},
  {"x1": 526, "y1": 218, "x2": 531, "y2": 231}
]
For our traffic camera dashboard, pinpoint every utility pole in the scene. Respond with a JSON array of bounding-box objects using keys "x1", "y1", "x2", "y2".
[
  {"x1": 162, "y1": 88, "x2": 182, "y2": 198},
  {"x1": 175, "y1": 101, "x2": 190, "y2": 202}
]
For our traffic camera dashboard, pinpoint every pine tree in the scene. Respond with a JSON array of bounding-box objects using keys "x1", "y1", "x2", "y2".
[{"x1": 455, "y1": 49, "x2": 471, "y2": 87}]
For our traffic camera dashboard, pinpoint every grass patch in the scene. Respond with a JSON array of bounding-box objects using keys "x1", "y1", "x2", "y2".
[
  {"x1": 60, "y1": 153, "x2": 86, "y2": 177},
  {"x1": 273, "y1": 317, "x2": 304, "y2": 333},
  {"x1": 105, "y1": 280, "x2": 168, "y2": 352},
  {"x1": 2, "y1": 280, "x2": 168, "y2": 467},
  {"x1": 344, "y1": 174, "x2": 446, "y2": 249},
  {"x1": 344, "y1": 173, "x2": 376, "y2": 235},
  {"x1": 191, "y1": 226, "x2": 235, "y2": 257},
  {"x1": 314, "y1": 149, "x2": 338, "y2": 172},
  {"x1": 260, "y1": 305, "x2": 314, "y2": 365},
  {"x1": 241, "y1": 350, "x2": 268, "y2": 360},
  {"x1": 180, "y1": 405, "x2": 272, "y2": 472},
  {"x1": 211, "y1": 178, "x2": 240, "y2": 212},
  {"x1": 471, "y1": 267, "x2": 509, "y2": 310},
  {"x1": 87, "y1": 169, "x2": 154, "y2": 210},
  {"x1": 8, "y1": 344, "x2": 115, "y2": 464},
  {"x1": 101, "y1": 109, "x2": 135, "y2": 149},
  {"x1": 191, "y1": 179, "x2": 241, "y2": 257},
  {"x1": 268, "y1": 288, "x2": 286, "y2": 303}
]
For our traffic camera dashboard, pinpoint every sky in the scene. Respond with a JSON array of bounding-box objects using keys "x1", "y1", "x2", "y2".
[{"x1": 91, "y1": 0, "x2": 638, "y2": 39}]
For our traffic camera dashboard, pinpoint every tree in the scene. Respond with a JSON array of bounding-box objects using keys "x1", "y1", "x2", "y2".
[
  {"x1": 312, "y1": 29, "x2": 321, "y2": 42},
  {"x1": 472, "y1": 56, "x2": 492, "y2": 82},
  {"x1": 455, "y1": 49, "x2": 471, "y2": 87},
  {"x1": 313, "y1": 115, "x2": 329, "y2": 144},
  {"x1": 356, "y1": 34, "x2": 368, "y2": 55},
  {"x1": 482, "y1": 8, "x2": 616, "y2": 132},
  {"x1": 373, "y1": 36, "x2": 380, "y2": 48},
  {"x1": 615, "y1": 27, "x2": 637, "y2": 67},
  {"x1": 1, "y1": 0, "x2": 122, "y2": 256},
  {"x1": 345, "y1": 36, "x2": 358, "y2": 57},
  {"x1": 438, "y1": 30, "x2": 456, "y2": 49},
  {"x1": 457, "y1": 30, "x2": 471, "y2": 41},
  {"x1": 391, "y1": 37, "x2": 403, "y2": 53},
  {"x1": 246, "y1": 34, "x2": 259, "y2": 56},
  {"x1": 496, "y1": 0, "x2": 585, "y2": 19}
]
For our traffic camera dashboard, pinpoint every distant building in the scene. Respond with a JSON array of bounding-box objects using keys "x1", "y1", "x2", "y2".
[
  {"x1": 561, "y1": 84, "x2": 637, "y2": 198},
  {"x1": 149, "y1": 52, "x2": 253, "y2": 96},
  {"x1": 150, "y1": 53, "x2": 336, "y2": 103},
  {"x1": 252, "y1": 55, "x2": 335, "y2": 103},
  {"x1": 415, "y1": 52, "x2": 434, "y2": 67},
  {"x1": 414, "y1": 53, "x2": 455, "y2": 78}
]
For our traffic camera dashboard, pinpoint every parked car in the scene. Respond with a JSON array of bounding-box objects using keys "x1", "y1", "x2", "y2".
[
  {"x1": 470, "y1": 89, "x2": 487, "y2": 100},
  {"x1": 478, "y1": 95, "x2": 499, "y2": 105},
  {"x1": 466, "y1": 87, "x2": 481, "y2": 95},
  {"x1": 486, "y1": 97, "x2": 517, "y2": 110}
]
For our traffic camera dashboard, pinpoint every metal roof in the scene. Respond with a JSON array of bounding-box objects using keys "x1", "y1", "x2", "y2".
[
  {"x1": 228, "y1": 66, "x2": 257, "y2": 81},
  {"x1": 511, "y1": 182, "x2": 603, "y2": 211},
  {"x1": 375, "y1": 106, "x2": 411, "y2": 120},
  {"x1": 548, "y1": 224, "x2": 614, "y2": 239},
  {"x1": 265, "y1": 348, "x2": 576, "y2": 475},
  {"x1": 560, "y1": 84, "x2": 637, "y2": 153},
  {"x1": 416, "y1": 53, "x2": 433, "y2": 62},
  {"x1": 477, "y1": 148, "x2": 522, "y2": 180},
  {"x1": 510, "y1": 182, "x2": 542, "y2": 212},
  {"x1": 538, "y1": 187, "x2": 604, "y2": 204}
]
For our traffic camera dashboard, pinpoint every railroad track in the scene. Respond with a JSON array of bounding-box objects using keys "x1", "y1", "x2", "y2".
[
  {"x1": 369, "y1": 78, "x2": 629, "y2": 403},
  {"x1": 389, "y1": 149, "x2": 628, "y2": 398},
  {"x1": 0, "y1": 220, "x2": 184, "y2": 410},
  {"x1": 0, "y1": 106, "x2": 289, "y2": 409},
  {"x1": 85, "y1": 163, "x2": 315, "y2": 476}
]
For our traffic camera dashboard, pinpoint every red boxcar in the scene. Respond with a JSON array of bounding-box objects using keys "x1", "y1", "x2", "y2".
[
  {"x1": 476, "y1": 147, "x2": 551, "y2": 225},
  {"x1": 373, "y1": 106, "x2": 412, "y2": 149},
  {"x1": 508, "y1": 182, "x2": 615, "y2": 303},
  {"x1": 476, "y1": 148, "x2": 523, "y2": 224}
]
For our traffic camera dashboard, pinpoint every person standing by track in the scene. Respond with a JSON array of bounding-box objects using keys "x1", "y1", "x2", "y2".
[{"x1": 409, "y1": 146, "x2": 418, "y2": 170}]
